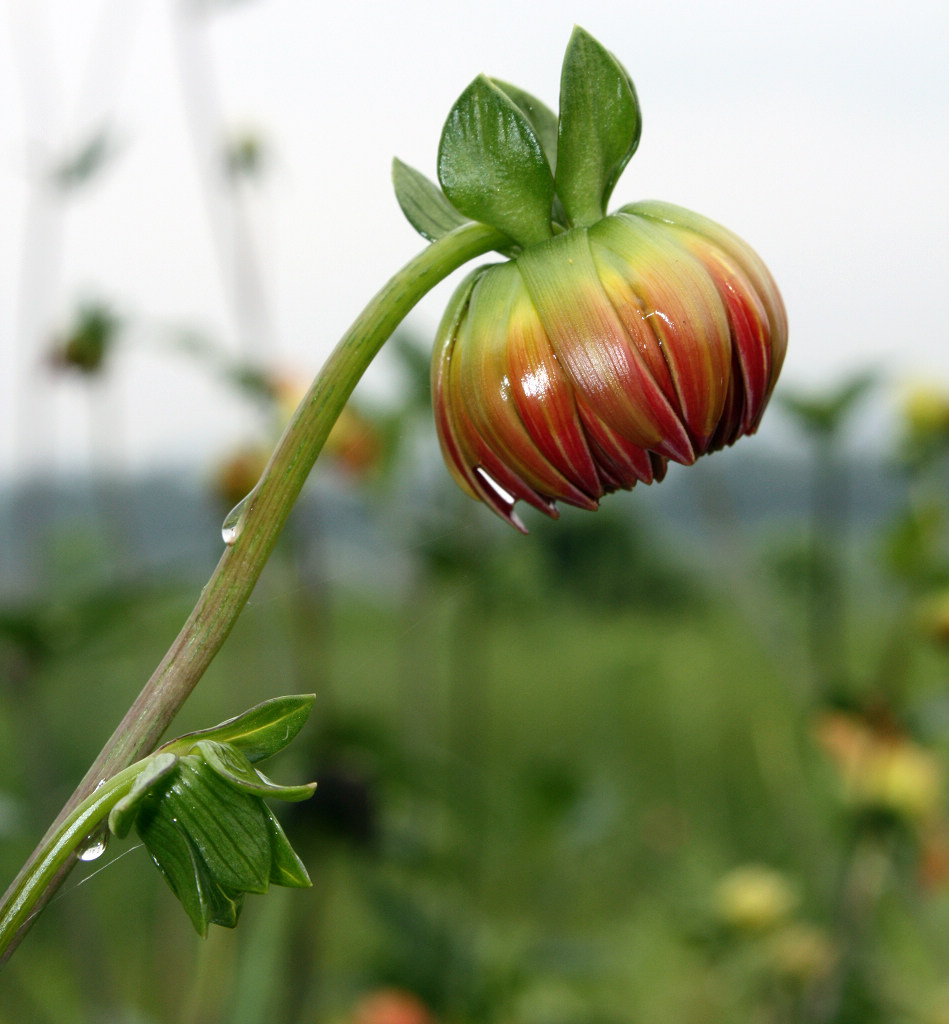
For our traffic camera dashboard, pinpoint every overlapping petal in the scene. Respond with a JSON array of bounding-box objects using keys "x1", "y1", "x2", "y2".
[
  {"x1": 590, "y1": 213, "x2": 733, "y2": 453},
  {"x1": 518, "y1": 229, "x2": 695, "y2": 464},
  {"x1": 628, "y1": 200, "x2": 788, "y2": 418}
]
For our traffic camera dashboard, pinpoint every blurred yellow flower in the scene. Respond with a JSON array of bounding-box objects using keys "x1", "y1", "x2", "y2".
[
  {"x1": 918, "y1": 590, "x2": 949, "y2": 646},
  {"x1": 713, "y1": 864, "x2": 798, "y2": 933},
  {"x1": 901, "y1": 381, "x2": 949, "y2": 439},
  {"x1": 815, "y1": 712, "x2": 943, "y2": 825},
  {"x1": 269, "y1": 373, "x2": 311, "y2": 425}
]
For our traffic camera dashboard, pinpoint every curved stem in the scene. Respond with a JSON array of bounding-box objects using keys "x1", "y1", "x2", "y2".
[
  {"x1": 0, "y1": 760, "x2": 143, "y2": 960},
  {"x1": 0, "y1": 221, "x2": 506, "y2": 965}
]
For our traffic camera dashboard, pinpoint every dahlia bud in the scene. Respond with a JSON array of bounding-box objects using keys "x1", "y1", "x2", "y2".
[{"x1": 394, "y1": 28, "x2": 787, "y2": 530}]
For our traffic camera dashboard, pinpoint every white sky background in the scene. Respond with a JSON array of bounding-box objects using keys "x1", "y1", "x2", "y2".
[{"x1": 0, "y1": 0, "x2": 947, "y2": 481}]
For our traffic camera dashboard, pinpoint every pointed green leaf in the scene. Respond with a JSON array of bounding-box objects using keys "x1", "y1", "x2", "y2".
[
  {"x1": 164, "y1": 694, "x2": 315, "y2": 763},
  {"x1": 489, "y1": 80, "x2": 568, "y2": 230},
  {"x1": 392, "y1": 158, "x2": 471, "y2": 242},
  {"x1": 263, "y1": 807, "x2": 312, "y2": 888},
  {"x1": 438, "y1": 75, "x2": 554, "y2": 248},
  {"x1": 196, "y1": 740, "x2": 316, "y2": 802},
  {"x1": 200, "y1": 877, "x2": 245, "y2": 931},
  {"x1": 108, "y1": 752, "x2": 179, "y2": 838},
  {"x1": 490, "y1": 80, "x2": 559, "y2": 174},
  {"x1": 555, "y1": 27, "x2": 641, "y2": 226},
  {"x1": 138, "y1": 808, "x2": 209, "y2": 934}
]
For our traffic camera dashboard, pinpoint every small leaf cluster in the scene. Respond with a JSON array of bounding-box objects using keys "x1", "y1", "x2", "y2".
[
  {"x1": 393, "y1": 27, "x2": 641, "y2": 253},
  {"x1": 108, "y1": 696, "x2": 316, "y2": 936},
  {"x1": 49, "y1": 303, "x2": 121, "y2": 374}
]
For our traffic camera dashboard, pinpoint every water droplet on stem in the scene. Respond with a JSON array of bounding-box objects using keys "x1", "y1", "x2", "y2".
[
  {"x1": 222, "y1": 492, "x2": 253, "y2": 545},
  {"x1": 77, "y1": 829, "x2": 109, "y2": 862}
]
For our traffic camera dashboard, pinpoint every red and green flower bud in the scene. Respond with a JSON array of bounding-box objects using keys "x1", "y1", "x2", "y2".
[
  {"x1": 432, "y1": 203, "x2": 786, "y2": 530},
  {"x1": 395, "y1": 27, "x2": 787, "y2": 530}
]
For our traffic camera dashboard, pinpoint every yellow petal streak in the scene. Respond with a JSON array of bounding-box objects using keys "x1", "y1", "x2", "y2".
[
  {"x1": 505, "y1": 285, "x2": 604, "y2": 499},
  {"x1": 591, "y1": 213, "x2": 732, "y2": 450},
  {"x1": 628, "y1": 201, "x2": 788, "y2": 393},
  {"x1": 455, "y1": 262, "x2": 599, "y2": 510},
  {"x1": 517, "y1": 228, "x2": 695, "y2": 465}
]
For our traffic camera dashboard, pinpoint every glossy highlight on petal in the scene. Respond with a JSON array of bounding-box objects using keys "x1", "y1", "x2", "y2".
[
  {"x1": 432, "y1": 207, "x2": 787, "y2": 530},
  {"x1": 518, "y1": 229, "x2": 696, "y2": 464}
]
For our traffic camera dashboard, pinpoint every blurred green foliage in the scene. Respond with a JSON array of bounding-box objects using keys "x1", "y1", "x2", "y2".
[{"x1": 3, "y1": 427, "x2": 949, "y2": 1024}]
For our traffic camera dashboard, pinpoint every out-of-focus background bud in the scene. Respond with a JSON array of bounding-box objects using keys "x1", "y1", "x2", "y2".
[{"x1": 713, "y1": 864, "x2": 799, "y2": 933}]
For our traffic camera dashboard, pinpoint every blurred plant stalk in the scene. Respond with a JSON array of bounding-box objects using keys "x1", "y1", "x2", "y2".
[{"x1": 780, "y1": 374, "x2": 874, "y2": 700}]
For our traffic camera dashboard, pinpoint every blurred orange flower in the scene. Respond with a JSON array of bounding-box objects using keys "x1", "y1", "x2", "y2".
[
  {"x1": 351, "y1": 989, "x2": 435, "y2": 1024},
  {"x1": 324, "y1": 405, "x2": 385, "y2": 478},
  {"x1": 213, "y1": 445, "x2": 269, "y2": 508}
]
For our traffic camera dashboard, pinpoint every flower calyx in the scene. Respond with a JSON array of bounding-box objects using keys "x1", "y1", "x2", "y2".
[
  {"x1": 108, "y1": 695, "x2": 316, "y2": 936},
  {"x1": 394, "y1": 27, "x2": 639, "y2": 252}
]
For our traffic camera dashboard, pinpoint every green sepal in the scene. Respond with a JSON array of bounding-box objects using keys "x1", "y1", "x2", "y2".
[
  {"x1": 489, "y1": 80, "x2": 568, "y2": 231},
  {"x1": 392, "y1": 158, "x2": 472, "y2": 243},
  {"x1": 143, "y1": 755, "x2": 273, "y2": 895},
  {"x1": 138, "y1": 803, "x2": 245, "y2": 935},
  {"x1": 437, "y1": 75, "x2": 554, "y2": 249},
  {"x1": 264, "y1": 806, "x2": 312, "y2": 888},
  {"x1": 108, "y1": 751, "x2": 179, "y2": 839},
  {"x1": 555, "y1": 26, "x2": 641, "y2": 227},
  {"x1": 163, "y1": 693, "x2": 315, "y2": 763},
  {"x1": 490, "y1": 79, "x2": 559, "y2": 175},
  {"x1": 107, "y1": 698, "x2": 317, "y2": 935},
  {"x1": 195, "y1": 739, "x2": 316, "y2": 802}
]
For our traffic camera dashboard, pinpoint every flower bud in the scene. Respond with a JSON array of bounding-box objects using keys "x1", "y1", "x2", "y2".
[
  {"x1": 399, "y1": 28, "x2": 787, "y2": 530},
  {"x1": 108, "y1": 696, "x2": 316, "y2": 936},
  {"x1": 432, "y1": 204, "x2": 786, "y2": 530}
]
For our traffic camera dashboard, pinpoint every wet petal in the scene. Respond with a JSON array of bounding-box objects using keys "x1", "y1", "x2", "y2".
[
  {"x1": 591, "y1": 212, "x2": 732, "y2": 453},
  {"x1": 455, "y1": 263, "x2": 599, "y2": 510},
  {"x1": 517, "y1": 228, "x2": 695, "y2": 465},
  {"x1": 504, "y1": 283, "x2": 604, "y2": 500},
  {"x1": 628, "y1": 200, "x2": 787, "y2": 397},
  {"x1": 432, "y1": 268, "x2": 558, "y2": 526}
]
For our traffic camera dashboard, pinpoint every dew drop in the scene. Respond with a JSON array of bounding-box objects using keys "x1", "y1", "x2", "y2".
[
  {"x1": 221, "y1": 492, "x2": 252, "y2": 546},
  {"x1": 77, "y1": 829, "x2": 109, "y2": 862}
]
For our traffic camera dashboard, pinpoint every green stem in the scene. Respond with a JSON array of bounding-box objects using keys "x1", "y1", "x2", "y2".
[
  {"x1": 0, "y1": 221, "x2": 505, "y2": 966},
  {"x1": 0, "y1": 760, "x2": 144, "y2": 960}
]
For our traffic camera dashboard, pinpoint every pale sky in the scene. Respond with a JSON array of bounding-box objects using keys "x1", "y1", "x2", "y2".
[{"x1": 1, "y1": 0, "x2": 947, "y2": 480}]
